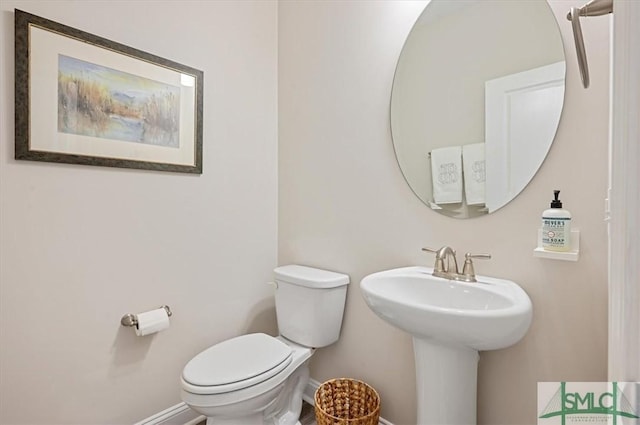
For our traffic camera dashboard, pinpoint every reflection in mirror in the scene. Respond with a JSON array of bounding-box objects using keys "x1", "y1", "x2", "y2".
[{"x1": 391, "y1": 0, "x2": 565, "y2": 219}]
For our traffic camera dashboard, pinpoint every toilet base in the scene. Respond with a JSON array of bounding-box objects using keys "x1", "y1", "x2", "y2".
[
  {"x1": 205, "y1": 420, "x2": 302, "y2": 425},
  {"x1": 205, "y1": 418, "x2": 303, "y2": 425},
  {"x1": 264, "y1": 360, "x2": 309, "y2": 425},
  {"x1": 197, "y1": 362, "x2": 309, "y2": 425}
]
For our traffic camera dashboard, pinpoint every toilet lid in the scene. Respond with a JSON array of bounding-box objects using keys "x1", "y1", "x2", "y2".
[{"x1": 182, "y1": 333, "x2": 292, "y2": 389}]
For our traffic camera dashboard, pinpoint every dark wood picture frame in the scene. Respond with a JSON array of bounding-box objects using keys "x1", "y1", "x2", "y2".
[{"x1": 15, "y1": 9, "x2": 204, "y2": 174}]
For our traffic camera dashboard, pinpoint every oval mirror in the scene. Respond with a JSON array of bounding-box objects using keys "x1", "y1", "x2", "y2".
[{"x1": 391, "y1": 0, "x2": 565, "y2": 218}]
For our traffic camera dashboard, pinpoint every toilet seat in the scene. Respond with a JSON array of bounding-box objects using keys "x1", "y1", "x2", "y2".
[{"x1": 182, "y1": 333, "x2": 293, "y2": 395}]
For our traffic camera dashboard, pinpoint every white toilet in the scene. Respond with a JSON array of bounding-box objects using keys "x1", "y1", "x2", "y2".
[{"x1": 181, "y1": 265, "x2": 350, "y2": 425}]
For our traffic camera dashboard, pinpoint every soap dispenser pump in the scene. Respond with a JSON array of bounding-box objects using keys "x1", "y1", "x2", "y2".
[{"x1": 542, "y1": 190, "x2": 572, "y2": 252}]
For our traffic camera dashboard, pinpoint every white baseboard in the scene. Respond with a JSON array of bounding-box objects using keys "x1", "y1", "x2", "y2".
[
  {"x1": 136, "y1": 379, "x2": 392, "y2": 425},
  {"x1": 133, "y1": 402, "x2": 203, "y2": 425},
  {"x1": 305, "y1": 378, "x2": 394, "y2": 425}
]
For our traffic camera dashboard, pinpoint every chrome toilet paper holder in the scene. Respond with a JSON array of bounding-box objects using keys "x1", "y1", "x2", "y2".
[{"x1": 120, "y1": 305, "x2": 172, "y2": 327}]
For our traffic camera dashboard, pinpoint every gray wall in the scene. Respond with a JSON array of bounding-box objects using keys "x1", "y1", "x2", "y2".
[
  {"x1": 0, "y1": 1, "x2": 611, "y2": 424},
  {"x1": 0, "y1": 1, "x2": 278, "y2": 423},
  {"x1": 278, "y1": 1, "x2": 609, "y2": 424}
]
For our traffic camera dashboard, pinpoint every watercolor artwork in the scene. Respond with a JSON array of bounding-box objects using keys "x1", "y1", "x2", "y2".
[
  {"x1": 57, "y1": 54, "x2": 181, "y2": 148},
  {"x1": 17, "y1": 9, "x2": 203, "y2": 173}
]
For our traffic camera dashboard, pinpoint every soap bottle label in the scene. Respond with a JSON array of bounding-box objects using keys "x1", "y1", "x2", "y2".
[{"x1": 542, "y1": 217, "x2": 571, "y2": 251}]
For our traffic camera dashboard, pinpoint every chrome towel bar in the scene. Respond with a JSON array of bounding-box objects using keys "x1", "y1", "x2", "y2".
[{"x1": 566, "y1": 0, "x2": 613, "y2": 88}]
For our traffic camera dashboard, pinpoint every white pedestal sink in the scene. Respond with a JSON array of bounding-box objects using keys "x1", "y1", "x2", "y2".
[{"x1": 360, "y1": 266, "x2": 532, "y2": 425}]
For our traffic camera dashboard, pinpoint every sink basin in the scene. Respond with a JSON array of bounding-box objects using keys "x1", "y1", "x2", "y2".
[
  {"x1": 360, "y1": 266, "x2": 533, "y2": 425},
  {"x1": 360, "y1": 266, "x2": 532, "y2": 351}
]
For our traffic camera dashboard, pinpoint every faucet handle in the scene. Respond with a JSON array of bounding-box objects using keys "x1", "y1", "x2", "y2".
[
  {"x1": 460, "y1": 253, "x2": 492, "y2": 282},
  {"x1": 465, "y1": 253, "x2": 492, "y2": 260},
  {"x1": 421, "y1": 247, "x2": 446, "y2": 274}
]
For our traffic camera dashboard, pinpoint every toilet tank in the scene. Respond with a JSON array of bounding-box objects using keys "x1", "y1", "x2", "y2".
[{"x1": 274, "y1": 265, "x2": 350, "y2": 348}]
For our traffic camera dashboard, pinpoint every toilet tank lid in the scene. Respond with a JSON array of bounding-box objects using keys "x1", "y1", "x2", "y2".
[{"x1": 274, "y1": 265, "x2": 350, "y2": 288}]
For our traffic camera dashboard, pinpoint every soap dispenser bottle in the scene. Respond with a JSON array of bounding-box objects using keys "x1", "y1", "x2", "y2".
[{"x1": 542, "y1": 190, "x2": 572, "y2": 252}]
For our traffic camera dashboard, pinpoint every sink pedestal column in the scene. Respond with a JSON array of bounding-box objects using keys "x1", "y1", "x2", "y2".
[{"x1": 413, "y1": 338, "x2": 479, "y2": 425}]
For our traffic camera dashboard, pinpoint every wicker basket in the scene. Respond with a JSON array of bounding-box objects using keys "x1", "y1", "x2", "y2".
[{"x1": 314, "y1": 378, "x2": 381, "y2": 425}]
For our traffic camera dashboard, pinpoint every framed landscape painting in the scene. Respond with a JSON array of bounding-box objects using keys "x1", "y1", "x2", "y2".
[{"x1": 14, "y1": 9, "x2": 204, "y2": 174}]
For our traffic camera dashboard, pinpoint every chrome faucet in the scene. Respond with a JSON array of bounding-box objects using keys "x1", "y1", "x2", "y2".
[{"x1": 422, "y1": 247, "x2": 491, "y2": 282}]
